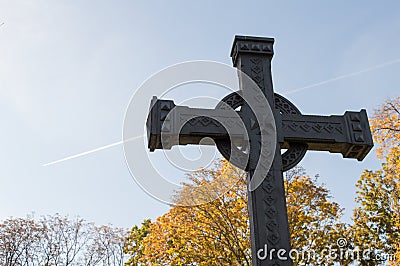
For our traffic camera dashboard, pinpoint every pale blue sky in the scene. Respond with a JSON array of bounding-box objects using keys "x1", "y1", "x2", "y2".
[{"x1": 0, "y1": 1, "x2": 399, "y2": 228}]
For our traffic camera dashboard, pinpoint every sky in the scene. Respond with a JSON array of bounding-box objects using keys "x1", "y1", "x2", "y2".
[{"x1": 0, "y1": 1, "x2": 399, "y2": 228}]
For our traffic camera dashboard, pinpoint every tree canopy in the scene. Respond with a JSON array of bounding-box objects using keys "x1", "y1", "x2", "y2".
[
  {"x1": 0, "y1": 214, "x2": 127, "y2": 266},
  {"x1": 352, "y1": 96, "x2": 400, "y2": 265},
  {"x1": 125, "y1": 161, "x2": 348, "y2": 265}
]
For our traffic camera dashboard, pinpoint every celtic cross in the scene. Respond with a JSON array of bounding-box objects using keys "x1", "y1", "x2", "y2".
[{"x1": 146, "y1": 35, "x2": 373, "y2": 265}]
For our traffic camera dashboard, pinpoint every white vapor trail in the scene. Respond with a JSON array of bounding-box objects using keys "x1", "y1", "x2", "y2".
[
  {"x1": 43, "y1": 135, "x2": 144, "y2": 167},
  {"x1": 284, "y1": 58, "x2": 400, "y2": 95},
  {"x1": 43, "y1": 58, "x2": 400, "y2": 167}
]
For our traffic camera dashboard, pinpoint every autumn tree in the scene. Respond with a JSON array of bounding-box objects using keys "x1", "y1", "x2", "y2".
[
  {"x1": 84, "y1": 224, "x2": 127, "y2": 266},
  {"x1": 0, "y1": 214, "x2": 127, "y2": 266},
  {"x1": 352, "y1": 96, "x2": 400, "y2": 265},
  {"x1": 139, "y1": 161, "x2": 250, "y2": 266},
  {"x1": 124, "y1": 219, "x2": 151, "y2": 265},
  {"x1": 0, "y1": 216, "x2": 41, "y2": 266},
  {"x1": 285, "y1": 167, "x2": 350, "y2": 265},
  {"x1": 125, "y1": 160, "x2": 348, "y2": 265},
  {"x1": 38, "y1": 214, "x2": 91, "y2": 265},
  {"x1": 369, "y1": 96, "x2": 400, "y2": 158}
]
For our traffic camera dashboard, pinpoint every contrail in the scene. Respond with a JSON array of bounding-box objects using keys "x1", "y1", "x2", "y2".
[
  {"x1": 43, "y1": 135, "x2": 144, "y2": 167},
  {"x1": 43, "y1": 57, "x2": 400, "y2": 166},
  {"x1": 284, "y1": 58, "x2": 400, "y2": 95}
]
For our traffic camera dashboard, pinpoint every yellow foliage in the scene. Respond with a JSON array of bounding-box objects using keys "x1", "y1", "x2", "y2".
[
  {"x1": 285, "y1": 168, "x2": 350, "y2": 265},
  {"x1": 141, "y1": 161, "x2": 250, "y2": 266},
  {"x1": 352, "y1": 96, "x2": 400, "y2": 265},
  {"x1": 125, "y1": 161, "x2": 348, "y2": 265},
  {"x1": 370, "y1": 96, "x2": 400, "y2": 159}
]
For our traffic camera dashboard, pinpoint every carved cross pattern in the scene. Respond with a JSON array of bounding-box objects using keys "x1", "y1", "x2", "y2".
[{"x1": 146, "y1": 36, "x2": 373, "y2": 265}]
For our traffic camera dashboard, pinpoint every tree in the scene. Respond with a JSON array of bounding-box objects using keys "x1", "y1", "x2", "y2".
[
  {"x1": 0, "y1": 216, "x2": 41, "y2": 266},
  {"x1": 139, "y1": 161, "x2": 250, "y2": 266},
  {"x1": 285, "y1": 167, "x2": 350, "y2": 265},
  {"x1": 124, "y1": 219, "x2": 151, "y2": 266},
  {"x1": 0, "y1": 214, "x2": 127, "y2": 266},
  {"x1": 38, "y1": 214, "x2": 91, "y2": 265},
  {"x1": 84, "y1": 225, "x2": 127, "y2": 266},
  {"x1": 352, "y1": 96, "x2": 400, "y2": 265},
  {"x1": 125, "y1": 161, "x2": 348, "y2": 265},
  {"x1": 369, "y1": 96, "x2": 400, "y2": 159}
]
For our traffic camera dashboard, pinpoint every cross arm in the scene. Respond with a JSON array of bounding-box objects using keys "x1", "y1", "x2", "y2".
[
  {"x1": 147, "y1": 97, "x2": 246, "y2": 151},
  {"x1": 280, "y1": 110, "x2": 373, "y2": 161}
]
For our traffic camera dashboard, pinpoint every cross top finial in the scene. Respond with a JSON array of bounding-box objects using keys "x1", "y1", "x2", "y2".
[{"x1": 231, "y1": 35, "x2": 275, "y2": 66}]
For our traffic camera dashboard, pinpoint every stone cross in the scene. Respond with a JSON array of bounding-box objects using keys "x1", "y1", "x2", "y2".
[{"x1": 146, "y1": 36, "x2": 373, "y2": 265}]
